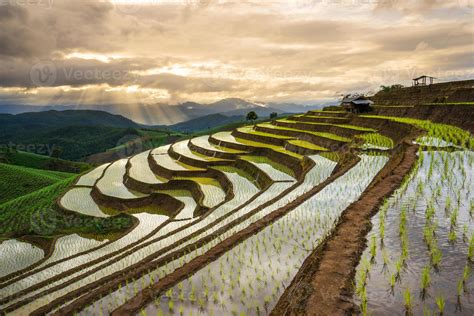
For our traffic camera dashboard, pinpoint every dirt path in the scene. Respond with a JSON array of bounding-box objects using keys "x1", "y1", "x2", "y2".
[{"x1": 271, "y1": 141, "x2": 419, "y2": 315}]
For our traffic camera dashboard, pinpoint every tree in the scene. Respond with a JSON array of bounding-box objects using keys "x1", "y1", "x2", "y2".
[
  {"x1": 380, "y1": 84, "x2": 404, "y2": 93},
  {"x1": 270, "y1": 112, "x2": 278, "y2": 119},
  {"x1": 246, "y1": 111, "x2": 258, "y2": 125}
]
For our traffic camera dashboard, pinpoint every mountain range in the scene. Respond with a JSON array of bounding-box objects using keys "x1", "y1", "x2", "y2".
[{"x1": 0, "y1": 98, "x2": 327, "y2": 125}]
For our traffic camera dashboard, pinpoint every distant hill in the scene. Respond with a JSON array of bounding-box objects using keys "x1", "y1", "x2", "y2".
[
  {"x1": 0, "y1": 110, "x2": 179, "y2": 161},
  {"x1": 0, "y1": 98, "x2": 311, "y2": 125},
  {"x1": 166, "y1": 113, "x2": 245, "y2": 133},
  {"x1": 0, "y1": 110, "x2": 140, "y2": 130}
]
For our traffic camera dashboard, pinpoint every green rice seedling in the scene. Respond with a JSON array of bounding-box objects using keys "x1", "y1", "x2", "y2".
[
  {"x1": 463, "y1": 224, "x2": 469, "y2": 241},
  {"x1": 423, "y1": 305, "x2": 432, "y2": 316},
  {"x1": 457, "y1": 280, "x2": 463, "y2": 297},
  {"x1": 463, "y1": 266, "x2": 470, "y2": 284},
  {"x1": 448, "y1": 230, "x2": 457, "y2": 243},
  {"x1": 468, "y1": 235, "x2": 474, "y2": 262},
  {"x1": 404, "y1": 288, "x2": 412, "y2": 313},
  {"x1": 395, "y1": 258, "x2": 403, "y2": 279},
  {"x1": 382, "y1": 248, "x2": 390, "y2": 267},
  {"x1": 420, "y1": 266, "x2": 431, "y2": 296},
  {"x1": 436, "y1": 295, "x2": 445, "y2": 315},
  {"x1": 168, "y1": 300, "x2": 174, "y2": 313},
  {"x1": 431, "y1": 247, "x2": 442, "y2": 269},
  {"x1": 389, "y1": 273, "x2": 396, "y2": 291},
  {"x1": 379, "y1": 218, "x2": 386, "y2": 242},
  {"x1": 370, "y1": 236, "x2": 377, "y2": 261},
  {"x1": 450, "y1": 207, "x2": 458, "y2": 227},
  {"x1": 360, "y1": 298, "x2": 368, "y2": 316}
]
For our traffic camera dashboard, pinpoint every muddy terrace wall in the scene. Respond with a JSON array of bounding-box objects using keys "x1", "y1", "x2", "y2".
[
  {"x1": 168, "y1": 145, "x2": 231, "y2": 169},
  {"x1": 90, "y1": 187, "x2": 184, "y2": 217},
  {"x1": 146, "y1": 154, "x2": 235, "y2": 197},
  {"x1": 208, "y1": 134, "x2": 307, "y2": 180},
  {"x1": 188, "y1": 139, "x2": 243, "y2": 160}
]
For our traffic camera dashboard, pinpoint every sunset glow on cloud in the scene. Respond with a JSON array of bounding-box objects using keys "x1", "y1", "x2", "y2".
[{"x1": 0, "y1": 0, "x2": 472, "y2": 107}]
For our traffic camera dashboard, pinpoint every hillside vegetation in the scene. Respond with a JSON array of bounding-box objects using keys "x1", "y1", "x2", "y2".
[
  {"x1": 0, "y1": 177, "x2": 134, "y2": 239},
  {"x1": 0, "y1": 151, "x2": 90, "y2": 173},
  {"x1": 0, "y1": 163, "x2": 75, "y2": 204}
]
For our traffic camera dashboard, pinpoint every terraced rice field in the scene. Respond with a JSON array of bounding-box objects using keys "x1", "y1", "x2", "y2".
[{"x1": 1, "y1": 110, "x2": 472, "y2": 316}]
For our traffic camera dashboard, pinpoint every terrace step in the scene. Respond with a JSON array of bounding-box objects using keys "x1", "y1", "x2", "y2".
[
  {"x1": 280, "y1": 118, "x2": 373, "y2": 138},
  {"x1": 91, "y1": 159, "x2": 186, "y2": 216},
  {"x1": 169, "y1": 140, "x2": 233, "y2": 169},
  {"x1": 306, "y1": 110, "x2": 352, "y2": 117},
  {"x1": 189, "y1": 135, "x2": 247, "y2": 160},
  {"x1": 291, "y1": 115, "x2": 351, "y2": 124},
  {"x1": 210, "y1": 131, "x2": 308, "y2": 180},
  {"x1": 255, "y1": 123, "x2": 349, "y2": 150},
  {"x1": 231, "y1": 126, "x2": 293, "y2": 147},
  {"x1": 146, "y1": 149, "x2": 235, "y2": 204},
  {"x1": 285, "y1": 140, "x2": 328, "y2": 156}
]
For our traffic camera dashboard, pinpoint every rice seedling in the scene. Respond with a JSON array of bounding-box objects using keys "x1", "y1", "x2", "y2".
[
  {"x1": 403, "y1": 288, "x2": 412, "y2": 313},
  {"x1": 435, "y1": 295, "x2": 445, "y2": 315},
  {"x1": 389, "y1": 273, "x2": 396, "y2": 291},
  {"x1": 462, "y1": 265, "x2": 470, "y2": 285},
  {"x1": 420, "y1": 266, "x2": 431, "y2": 295},
  {"x1": 448, "y1": 229, "x2": 457, "y2": 243},
  {"x1": 423, "y1": 305, "x2": 432, "y2": 316},
  {"x1": 457, "y1": 280, "x2": 463, "y2": 297},
  {"x1": 370, "y1": 236, "x2": 377, "y2": 261},
  {"x1": 431, "y1": 248, "x2": 442, "y2": 269},
  {"x1": 468, "y1": 235, "x2": 474, "y2": 262}
]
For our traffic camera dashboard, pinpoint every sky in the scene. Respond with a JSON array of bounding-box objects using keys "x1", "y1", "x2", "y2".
[{"x1": 0, "y1": 0, "x2": 472, "y2": 108}]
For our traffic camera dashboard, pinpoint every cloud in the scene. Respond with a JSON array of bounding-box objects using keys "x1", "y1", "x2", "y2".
[{"x1": 0, "y1": 0, "x2": 472, "y2": 106}]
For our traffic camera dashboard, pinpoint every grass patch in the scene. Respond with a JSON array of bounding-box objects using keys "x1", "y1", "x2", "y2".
[
  {"x1": 0, "y1": 178, "x2": 134, "y2": 238},
  {"x1": 238, "y1": 126, "x2": 294, "y2": 139},
  {"x1": 235, "y1": 137, "x2": 302, "y2": 159},
  {"x1": 259, "y1": 123, "x2": 351, "y2": 142},
  {"x1": 0, "y1": 163, "x2": 76, "y2": 204},
  {"x1": 288, "y1": 140, "x2": 328, "y2": 151},
  {"x1": 357, "y1": 133, "x2": 394, "y2": 149},
  {"x1": 319, "y1": 152, "x2": 340, "y2": 162},
  {"x1": 277, "y1": 119, "x2": 373, "y2": 133},
  {"x1": 361, "y1": 115, "x2": 473, "y2": 149}
]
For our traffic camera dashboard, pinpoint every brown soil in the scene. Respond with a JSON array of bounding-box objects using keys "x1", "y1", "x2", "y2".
[
  {"x1": 107, "y1": 154, "x2": 360, "y2": 315},
  {"x1": 271, "y1": 140, "x2": 420, "y2": 316}
]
